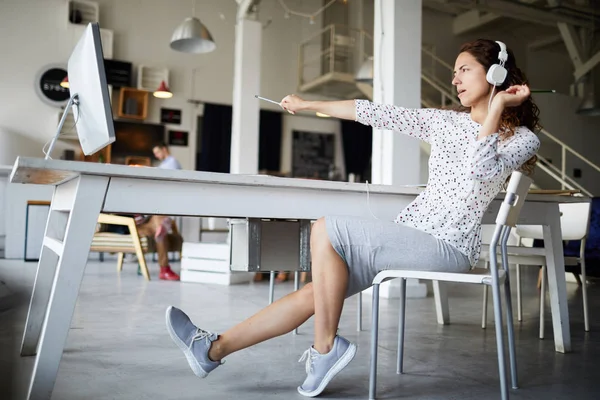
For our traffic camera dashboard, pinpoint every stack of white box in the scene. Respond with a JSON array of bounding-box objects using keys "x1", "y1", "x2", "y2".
[{"x1": 180, "y1": 218, "x2": 253, "y2": 285}]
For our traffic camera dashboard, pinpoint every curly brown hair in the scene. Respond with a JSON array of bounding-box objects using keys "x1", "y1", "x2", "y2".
[{"x1": 455, "y1": 39, "x2": 541, "y2": 177}]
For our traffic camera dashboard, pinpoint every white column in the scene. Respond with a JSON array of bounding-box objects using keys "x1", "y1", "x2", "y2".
[
  {"x1": 372, "y1": 0, "x2": 422, "y2": 185},
  {"x1": 371, "y1": 0, "x2": 427, "y2": 299},
  {"x1": 230, "y1": 18, "x2": 262, "y2": 174}
]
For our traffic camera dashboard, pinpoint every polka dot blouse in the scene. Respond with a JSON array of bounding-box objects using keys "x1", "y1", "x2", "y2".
[{"x1": 355, "y1": 99, "x2": 541, "y2": 267}]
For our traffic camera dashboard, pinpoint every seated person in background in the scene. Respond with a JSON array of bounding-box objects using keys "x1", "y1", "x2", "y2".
[
  {"x1": 133, "y1": 143, "x2": 183, "y2": 280},
  {"x1": 153, "y1": 142, "x2": 182, "y2": 170}
]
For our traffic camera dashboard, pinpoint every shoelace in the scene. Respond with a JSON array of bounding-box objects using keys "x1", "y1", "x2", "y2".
[
  {"x1": 298, "y1": 348, "x2": 318, "y2": 374},
  {"x1": 188, "y1": 328, "x2": 225, "y2": 365},
  {"x1": 188, "y1": 328, "x2": 212, "y2": 351}
]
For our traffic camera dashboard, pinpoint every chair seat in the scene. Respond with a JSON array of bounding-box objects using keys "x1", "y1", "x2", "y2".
[
  {"x1": 372, "y1": 268, "x2": 506, "y2": 285},
  {"x1": 91, "y1": 232, "x2": 149, "y2": 252}
]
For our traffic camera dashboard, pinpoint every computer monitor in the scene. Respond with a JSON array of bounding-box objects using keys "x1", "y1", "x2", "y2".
[{"x1": 46, "y1": 22, "x2": 115, "y2": 159}]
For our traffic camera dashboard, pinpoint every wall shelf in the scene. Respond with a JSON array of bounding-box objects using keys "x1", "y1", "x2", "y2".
[
  {"x1": 117, "y1": 87, "x2": 149, "y2": 120},
  {"x1": 67, "y1": 0, "x2": 99, "y2": 26}
]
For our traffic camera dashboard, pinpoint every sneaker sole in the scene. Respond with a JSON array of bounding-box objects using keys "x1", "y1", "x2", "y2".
[
  {"x1": 297, "y1": 342, "x2": 357, "y2": 397},
  {"x1": 165, "y1": 306, "x2": 209, "y2": 378}
]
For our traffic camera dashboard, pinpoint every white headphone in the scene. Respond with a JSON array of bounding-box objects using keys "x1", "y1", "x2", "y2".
[{"x1": 486, "y1": 41, "x2": 508, "y2": 86}]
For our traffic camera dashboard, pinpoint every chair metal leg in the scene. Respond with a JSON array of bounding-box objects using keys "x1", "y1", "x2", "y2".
[
  {"x1": 580, "y1": 241, "x2": 589, "y2": 332},
  {"x1": 490, "y1": 226, "x2": 508, "y2": 400},
  {"x1": 491, "y1": 281, "x2": 509, "y2": 400},
  {"x1": 516, "y1": 264, "x2": 522, "y2": 322},
  {"x1": 268, "y1": 271, "x2": 275, "y2": 305},
  {"x1": 369, "y1": 284, "x2": 381, "y2": 400},
  {"x1": 482, "y1": 261, "x2": 490, "y2": 329},
  {"x1": 539, "y1": 266, "x2": 546, "y2": 340},
  {"x1": 482, "y1": 285, "x2": 489, "y2": 329},
  {"x1": 397, "y1": 278, "x2": 406, "y2": 374},
  {"x1": 357, "y1": 291, "x2": 363, "y2": 331},
  {"x1": 501, "y1": 229, "x2": 518, "y2": 389},
  {"x1": 504, "y1": 279, "x2": 519, "y2": 389},
  {"x1": 293, "y1": 271, "x2": 299, "y2": 335}
]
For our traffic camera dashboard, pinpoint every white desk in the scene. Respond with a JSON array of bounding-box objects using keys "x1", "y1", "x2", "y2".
[{"x1": 10, "y1": 157, "x2": 585, "y2": 399}]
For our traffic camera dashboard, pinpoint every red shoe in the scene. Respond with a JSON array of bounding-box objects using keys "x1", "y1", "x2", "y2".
[{"x1": 159, "y1": 266, "x2": 180, "y2": 281}]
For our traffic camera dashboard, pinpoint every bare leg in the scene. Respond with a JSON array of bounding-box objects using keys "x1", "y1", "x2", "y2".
[
  {"x1": 209, "y1": 217, "x2": 348, "y2": 360},
  {"x1": 310, "y1": 218, "x2": 349, "y2": 354},
  {"x1": 209, "y1": 282, "x2": 315, "y2": 360}
]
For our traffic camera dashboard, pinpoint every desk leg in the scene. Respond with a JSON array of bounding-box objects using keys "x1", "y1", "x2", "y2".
[
  {"x1": 543, "y1": 203, "x2": 571, "y2": 353},
  {"x1": 433, "y1": 281, "x2": 450, "y2": 325},
  {"x1": 20, "y1": 229, "x2": 64, "y2": 356},
  {"x1": 25, "y1": 176, "x2": 109, "y2": 400}
]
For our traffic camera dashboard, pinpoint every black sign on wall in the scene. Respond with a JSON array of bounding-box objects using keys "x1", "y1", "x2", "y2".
[
  {"x1": 161, "y1": 108, "x2": 182, "y2": 124},
  {"x1": 34, "y1": 64, "x2": 70, "y2": 107},
  {"x1": 168, "y1": 130, "x2": 189, "y2": 146}
]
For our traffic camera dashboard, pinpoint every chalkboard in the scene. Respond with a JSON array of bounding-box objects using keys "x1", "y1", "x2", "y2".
[{"x1": 292, "y1": 130, "x2": 335, "y2": 179}]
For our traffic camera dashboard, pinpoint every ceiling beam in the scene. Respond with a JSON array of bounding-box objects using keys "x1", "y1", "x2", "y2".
[
  {"x1": 574, "y1": 50, "x2": 600, "y2": 81},
  {"x1": 444, "y1": 0, "x2": 594, "y2": 28},
  {"x1": 452, "y1": 10, "x2": 501, "y2": 35},
  {"x1": 557, "y1": 22, "x2": 584, "y2": 69},
  {"x1": 236, "y1": 0, "x2": 259, "y2": 21},
  {"x1": 528, "y1": 34, "x2": 563, "y2": 51}
]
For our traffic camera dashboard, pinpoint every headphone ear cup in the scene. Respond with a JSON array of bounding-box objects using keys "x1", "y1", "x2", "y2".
[{"x1": 486, "y1": 64, "x2": 507, "y2": 86}]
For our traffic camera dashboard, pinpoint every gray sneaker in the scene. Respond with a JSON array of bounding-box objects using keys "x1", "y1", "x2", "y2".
[
  {"x1": 165, "y1": 306, "x2": 222, "y2": 378},
  {"x1": 297, "y1": 335, "x2": 357, "y2": 397}
]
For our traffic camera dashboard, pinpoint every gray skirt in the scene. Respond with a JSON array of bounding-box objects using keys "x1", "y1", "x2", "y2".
[{"x1": 325, "y1": 216, "x2": 471, "y2": 298}]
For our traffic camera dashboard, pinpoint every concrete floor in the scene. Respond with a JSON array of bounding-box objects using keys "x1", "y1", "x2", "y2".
[{"x1": 1, "y1": 258, "x2": 599, "y2": 400}]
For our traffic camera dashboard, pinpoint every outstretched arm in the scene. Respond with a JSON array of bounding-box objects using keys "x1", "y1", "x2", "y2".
[
  {"x1": 280, "y1": 95, "x2": 439, "y2": 143},
  {"x1": 280, "y1": 95, "x2": 356, "y2": 120}
]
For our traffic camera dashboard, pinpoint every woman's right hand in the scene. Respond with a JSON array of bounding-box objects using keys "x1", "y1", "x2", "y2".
[{"x1": 280, "y1": 94, "x2": 306, "y2": 114}]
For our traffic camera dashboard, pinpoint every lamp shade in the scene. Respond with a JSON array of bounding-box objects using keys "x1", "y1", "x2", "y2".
[
  {"x1": 170, "y1": 17, "x2": 216, "y2": 53},
  {"x1": 355, "y1": 56, "x2": 373, "y2": 84},
  {"x1": 60, "y1": 75, "x2": 69, "y2": 88},
  {"x1": 154, "y1": 80, "x2": 173, "y2": 99}
]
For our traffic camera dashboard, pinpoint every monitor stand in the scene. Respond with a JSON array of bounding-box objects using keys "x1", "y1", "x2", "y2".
[{"x1": 45, "y1": 94, "x2": 79, "y2": 160}]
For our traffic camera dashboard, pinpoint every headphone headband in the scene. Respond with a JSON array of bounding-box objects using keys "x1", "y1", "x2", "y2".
[{"x1": 496, "y1": 40, "x2": 508, "y2": 64}]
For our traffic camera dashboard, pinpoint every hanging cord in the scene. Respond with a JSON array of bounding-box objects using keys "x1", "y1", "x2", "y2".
[{"x1": 365, "y1": 180, "x2": 380, "y2": 220}]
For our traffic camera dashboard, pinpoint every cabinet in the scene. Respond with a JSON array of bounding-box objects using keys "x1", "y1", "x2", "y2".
[{"x1": 117, "y1": 87, "x2": 149, "y2": 120}]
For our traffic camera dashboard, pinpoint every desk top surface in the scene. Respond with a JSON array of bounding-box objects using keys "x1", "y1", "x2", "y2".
[{"x1": 9, "y1": 157, "x2": 589, "y2": 203}]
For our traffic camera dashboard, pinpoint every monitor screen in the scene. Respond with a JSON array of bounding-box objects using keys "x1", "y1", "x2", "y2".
[{"x1": 66, "y1": 22, "x2": 115, "y2": 156}]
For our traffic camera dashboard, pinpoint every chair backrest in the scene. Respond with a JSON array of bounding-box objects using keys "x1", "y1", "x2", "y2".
[
  {"x1": 514, "y1": 200, "x2": 591, "y2": 241},
  {"x1": 496, "y1": 171, "x2": 533, "y2": 228},
  {"x1": 557, "y1": 202, "x2": 591, "y2": 240}
]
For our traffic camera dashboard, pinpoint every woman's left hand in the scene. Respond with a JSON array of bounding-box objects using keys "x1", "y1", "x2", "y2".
[{"x1": 492, "y1": 84, "x2": 531, "y2": 109}]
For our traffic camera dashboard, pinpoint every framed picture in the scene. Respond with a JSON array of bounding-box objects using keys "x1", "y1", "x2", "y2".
[
  {"x1": 161, "y1": 108, "x2": 182, "y2": 124},
  {"x1": 168, "y1": 130, "x2": 189, "y2": 146}
]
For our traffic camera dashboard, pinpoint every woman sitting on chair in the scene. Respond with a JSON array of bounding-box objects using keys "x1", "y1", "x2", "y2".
[{"x1": 164, "y1": 39, "x2": 541, "y2": 397}]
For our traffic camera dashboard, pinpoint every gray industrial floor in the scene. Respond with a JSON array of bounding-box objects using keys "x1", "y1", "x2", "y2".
[{"x1": 1, "y1": 258, "x2": 599, "y2": 400}]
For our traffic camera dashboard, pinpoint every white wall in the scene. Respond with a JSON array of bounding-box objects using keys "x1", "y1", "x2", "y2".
[{"x1": 0, "y1": 0, "x2": 340, "y2": 171}]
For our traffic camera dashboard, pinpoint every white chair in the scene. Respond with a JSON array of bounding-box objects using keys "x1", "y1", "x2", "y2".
[
  {"x1": 368, "y1": 171, "x2": 532, "y2": 400},
  {"x1": 480, "y1": 201, "x2": 591, "y2": 338}
]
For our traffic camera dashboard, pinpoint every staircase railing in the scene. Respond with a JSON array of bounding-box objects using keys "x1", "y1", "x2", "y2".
[
  {"x1": 538, "y1": 128, "x2": 600, "y2": 193},
  {"x1": 536, "y1": 154, "x2": 592, "y2": 196},
  {"x1": 421, "y1": 46, "x2": 458, "y2": 108}
]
